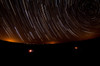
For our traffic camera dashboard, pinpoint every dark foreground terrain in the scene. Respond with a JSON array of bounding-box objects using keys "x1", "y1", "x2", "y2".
[{"x1": 0, "y1": 37, "x2": 100, "y2": 57}]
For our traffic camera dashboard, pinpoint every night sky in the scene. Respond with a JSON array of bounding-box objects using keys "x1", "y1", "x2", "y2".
[
  {"x1": 0, "y1": 0, "x2": 100, "y2": 44},
  {"x1": 0, "y1": 0, "x2": 100, "y2": 56}
]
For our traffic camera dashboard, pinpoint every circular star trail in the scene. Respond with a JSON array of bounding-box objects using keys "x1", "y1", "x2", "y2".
[{"x1": 0, "y1": 0, "x2": 100, "y2": 44}]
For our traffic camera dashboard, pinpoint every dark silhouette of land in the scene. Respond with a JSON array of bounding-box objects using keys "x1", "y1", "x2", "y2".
[{"x1": 0, "y1": 37, "x2": 100, "y2": 57}]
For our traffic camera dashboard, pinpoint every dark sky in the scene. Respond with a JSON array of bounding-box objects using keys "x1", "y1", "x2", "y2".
[{"x1": 0, "y1": 0, "x2": 100, "y2": 44}]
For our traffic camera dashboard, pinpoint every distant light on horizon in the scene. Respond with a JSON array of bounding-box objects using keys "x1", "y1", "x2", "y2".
[
  {"x1": 74, "y1": 47, "x2": 78, "y2": 50},
  {"x1": 28, "y1": 49, "x2": 34, "y2": 53}
]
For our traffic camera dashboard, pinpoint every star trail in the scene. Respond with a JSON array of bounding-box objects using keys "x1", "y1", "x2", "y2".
[{"x1": 0, "y1": 0, "x2": 100, "y2": 44}]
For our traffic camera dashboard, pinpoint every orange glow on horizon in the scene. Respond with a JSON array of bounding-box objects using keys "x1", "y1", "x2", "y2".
[
  {"x1": 6, "y1": 39, "x2": 16, "y2": 42},
  {"x1": 46, "y1": 41, "x2": 58, "y2": 44},
  {"x1": 3, "y1": 38, "x2": 19, "y2": 43}
]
